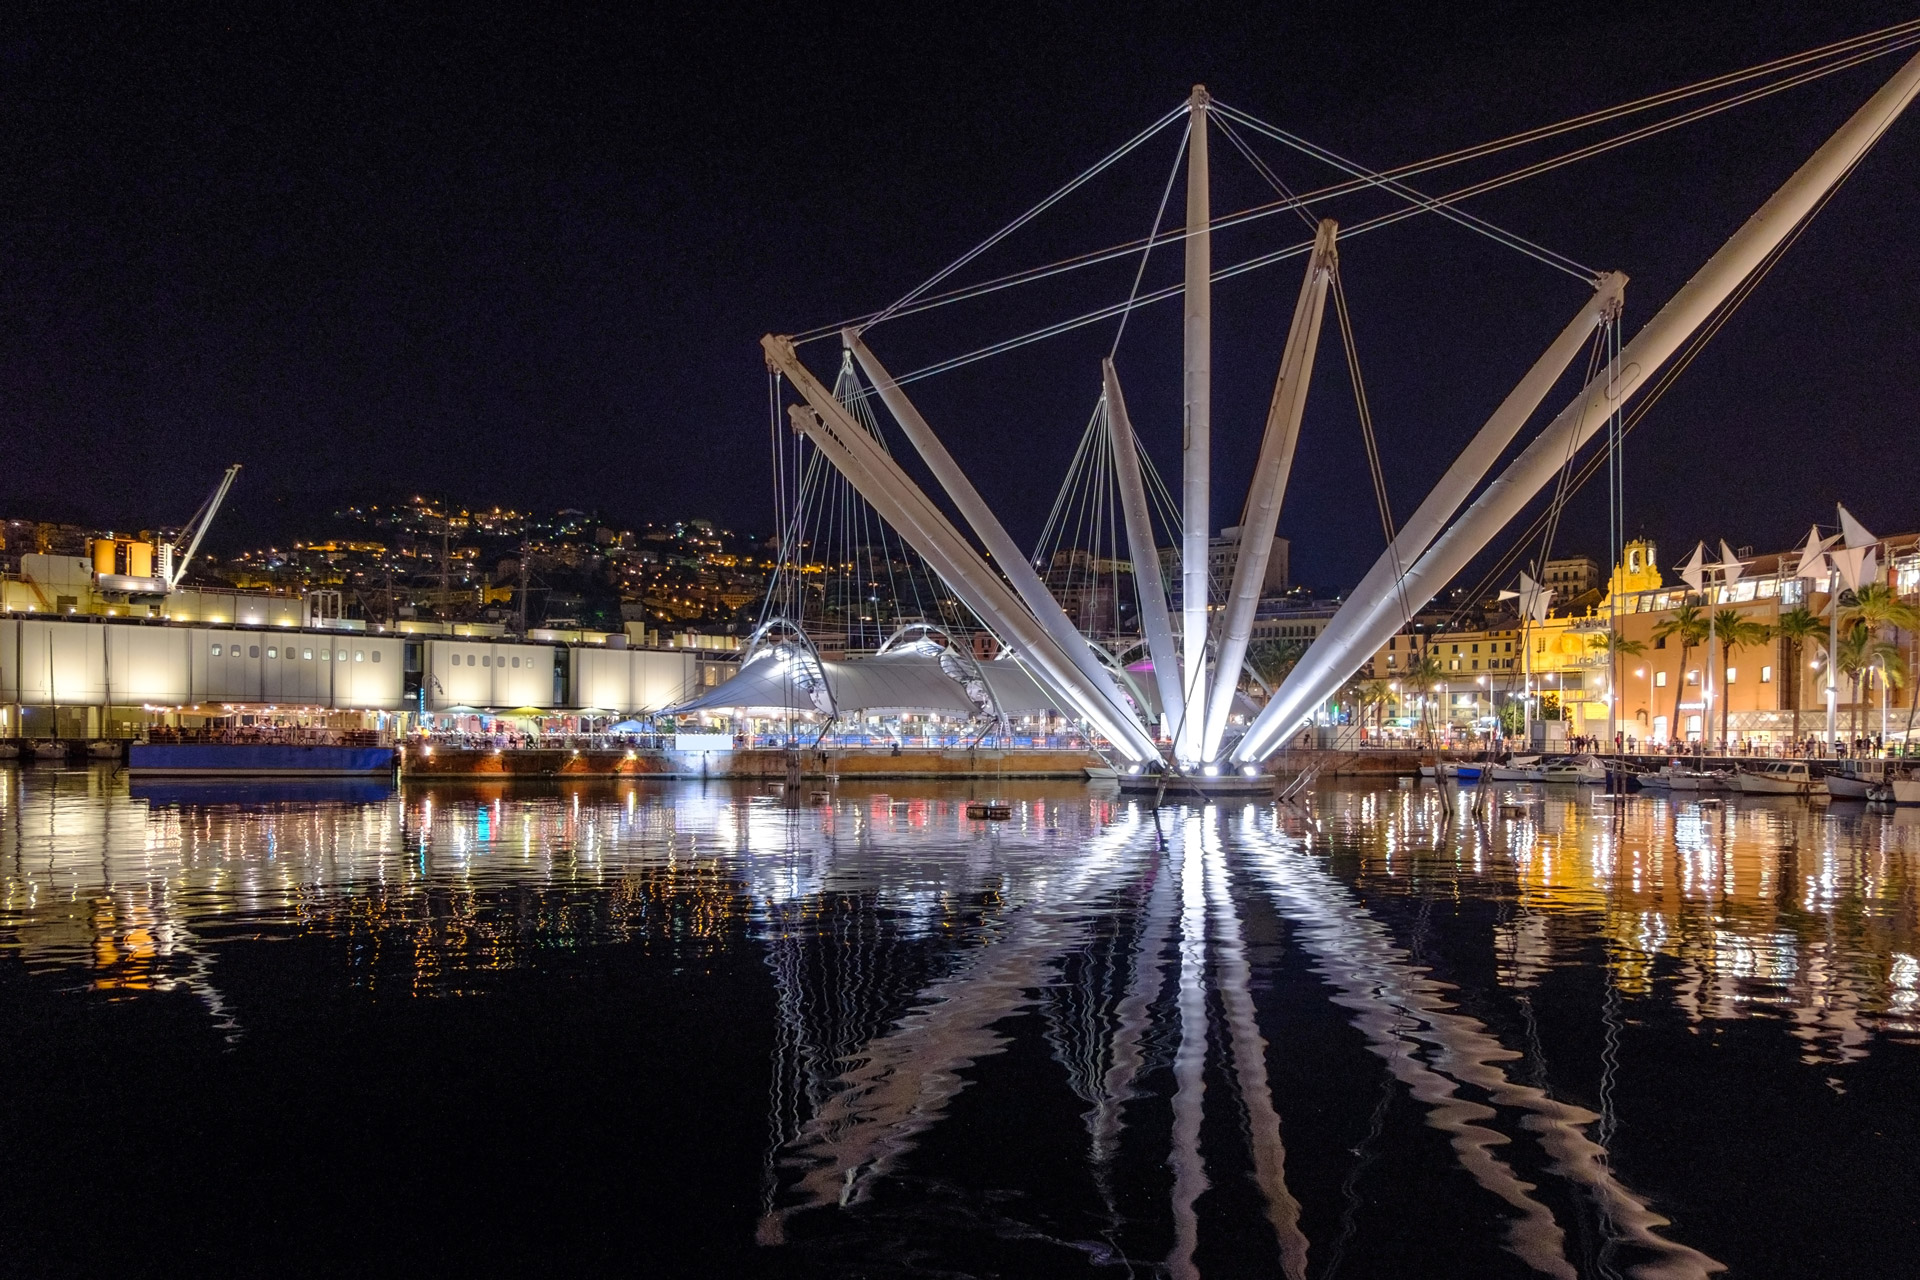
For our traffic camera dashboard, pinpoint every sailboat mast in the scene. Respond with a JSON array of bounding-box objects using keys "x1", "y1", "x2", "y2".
[{"x1": 1178, "y1": 84, "x2": 1211, "y2": 766}]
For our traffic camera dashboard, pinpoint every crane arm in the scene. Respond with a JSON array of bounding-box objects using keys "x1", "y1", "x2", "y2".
[{"x1": 168, "y1": 463, "x2": 242, "y2": 589}]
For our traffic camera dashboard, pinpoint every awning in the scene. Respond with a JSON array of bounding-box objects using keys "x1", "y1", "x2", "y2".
[{"x1": 671, "y1": 649, "x2": 979, "y2": 717}]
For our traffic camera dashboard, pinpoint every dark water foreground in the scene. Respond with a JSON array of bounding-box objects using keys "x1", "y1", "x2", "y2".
[{"x1": 3, "y1": 769, "x2": 1918, "y2": 1278}]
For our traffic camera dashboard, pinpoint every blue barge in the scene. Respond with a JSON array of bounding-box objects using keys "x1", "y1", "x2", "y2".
[{"x1": 128, "y1": 744, "x2": 397, "y2": 777}]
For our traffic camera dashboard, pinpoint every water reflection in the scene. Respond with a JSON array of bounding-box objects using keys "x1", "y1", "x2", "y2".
[{"x1": 4, "y1": 770, "x2": 1920, "y2": 1276}]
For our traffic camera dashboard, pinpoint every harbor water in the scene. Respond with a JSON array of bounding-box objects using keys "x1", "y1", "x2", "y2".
[{"x1": 3, "y1": 767, "x2": 1918, "y2": 1276}]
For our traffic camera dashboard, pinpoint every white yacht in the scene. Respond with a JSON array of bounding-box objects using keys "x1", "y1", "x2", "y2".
[
  {"x1": 1487, "y1": 755, "x2": 1544, "y2": 782},
  {"x1": 1541, "y1": 754, "x2": 1606, "y2": 784}
]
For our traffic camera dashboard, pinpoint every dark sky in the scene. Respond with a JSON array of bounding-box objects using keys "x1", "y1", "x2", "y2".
[{"x1": 3, "y1": 2, "x2": 1917, "y2": 589}]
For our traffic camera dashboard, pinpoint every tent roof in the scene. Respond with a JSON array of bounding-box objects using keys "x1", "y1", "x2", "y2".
[{"x1": 670, "y1": 651, "x2": 977, "y2": 716}]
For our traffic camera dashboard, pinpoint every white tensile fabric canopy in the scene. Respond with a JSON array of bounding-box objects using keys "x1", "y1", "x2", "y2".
[{"x1": 670, "y1": 648, "x2": 1097, "y2": 720}]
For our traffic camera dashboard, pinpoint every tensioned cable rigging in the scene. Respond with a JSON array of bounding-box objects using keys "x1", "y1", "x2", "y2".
[
  {"x1": 1211, "y1": 101, "x2": 1595, "y2": 282},
  {"x1": 792, "y1": 18, "x2": 1920, "y2": 345},
  {"x1": 860, "y1": 103, "x2": 1189, "y2": 333},
  {"x1": 1442, "y1": 146, "x2": 1872, "y2": 628},
  {"x1": 835, "y1": 28, "x2": 1920, "y2": 391}
]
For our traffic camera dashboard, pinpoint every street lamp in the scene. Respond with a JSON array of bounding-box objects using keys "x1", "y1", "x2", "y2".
[{"x1": 1635, "y1": 666, "x2": 1651, "y2": 751}]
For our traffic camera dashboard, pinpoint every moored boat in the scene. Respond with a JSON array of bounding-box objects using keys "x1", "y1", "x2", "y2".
[
  {"x1": 129, "y1": 743, "x2": 397, "y2": 777},
  {"x1": 1822, "y1": 759, "x2": 1888, "y2": 801},
  {"x1": 1733, "y1": 760, "x2": 1816, "y2": 796},
  {"x1": 1488, "y1": 755, "x2": 1544, "y2": 782},
  {"x1": 1541, "y1": 754, "x2": 1605, "y2": 784}
]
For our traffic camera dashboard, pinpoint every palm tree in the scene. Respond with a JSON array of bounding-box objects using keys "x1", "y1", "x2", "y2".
[
  {"x1": 1652, "y1": 604, "x2": 1709, "y2": 745},
  {"x1": 1711, "y1": 608, "x2": 1772, "y2": 748},
  {"x1": 1830, "y1": 622, "x2": 1906, "y2": 743},
  {"x1": 1842, "y1": 582, "x2": 1919, "y2": 744},
  {"x1": 1247, "y1": 637, "x2": 1307, "y2": 689},
  {"x1": 1349, "y1": 679, "x2": 1394, "y2": 739},
  {"x1": 1401, "y1": 651, "x2": 1445, "y2": 740},
  {"x1": 1842, "y1": 581, "x2": 1920, "y2": 636},
  {"x1": 1774, "y1": 605, "x2": 1824, "y2": 745},
  {"x1": 1591, "y1": 630, "x2": 1646, "y2": 748}
]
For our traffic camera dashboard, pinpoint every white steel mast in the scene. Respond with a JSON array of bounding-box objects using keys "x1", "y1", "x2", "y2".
[
  {"x1": 1177, "y1": 84, "x2": 1211, "y2": 767},
  {"x1": 1199, "y1": 218, "x2": 1338, "y2": 762},
  {"x1": 1103, "y1": 359, "x2": 1185, "y2": 739},
  {"x1": 1235, "y1": 46, "x2": 1920, "y2": 763}
]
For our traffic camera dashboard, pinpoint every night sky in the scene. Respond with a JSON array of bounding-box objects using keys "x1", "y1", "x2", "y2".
[{"x1": 4, "y1": 2, "x2": 1917, "y2": 591}]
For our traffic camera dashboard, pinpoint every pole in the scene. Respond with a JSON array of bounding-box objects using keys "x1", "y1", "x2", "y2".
[
  {"x1": 1178, "y1": 84, "x2": 1211, "y2": 767},
  {"x1": 1234, "y1": 48, "x2": 1920, "y2": 763},
  {"x1": 845, "y1": 335, "x2": 1146, "y2": 739},
  {"x1": 765, "y1": 344, "x2": 1160, "y2": 760},
  {"x1": 1200, "y1": 218, "x2": 1338, "y2": 761},
  {"x1": 1104, "y1": 360, "x2": 1184, "y2": 740},
  {"x1": 1826, "y1": 567, "x2": 1840, "y2": 748}
]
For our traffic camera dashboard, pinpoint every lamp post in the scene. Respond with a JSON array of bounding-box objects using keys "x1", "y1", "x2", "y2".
[
  {"x1": 1635, "y1": 666, "x2": 1650, "y2": 753},
  {"x1": 1434, "y1": 681, "x2": 1445, "y2": 746}
]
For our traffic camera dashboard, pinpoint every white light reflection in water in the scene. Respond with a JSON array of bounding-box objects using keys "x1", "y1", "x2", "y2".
[{"x1": 7, "y1": 772, "x2": 1920, "y2": 1274}]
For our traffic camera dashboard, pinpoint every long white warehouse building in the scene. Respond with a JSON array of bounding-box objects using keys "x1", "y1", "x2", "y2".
[{"x1": 0, "y1": 618, "x2": 708, "y2": 723}]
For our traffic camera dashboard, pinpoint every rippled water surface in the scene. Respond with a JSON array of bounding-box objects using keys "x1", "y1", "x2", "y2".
[{"x1": 5, "y1": 768, "x2": 1920, "y2": 1277}]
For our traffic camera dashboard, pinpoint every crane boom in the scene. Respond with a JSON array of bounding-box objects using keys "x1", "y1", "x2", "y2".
[{"x1": 166, "y1": 463, "x2": 242, "y2": 590}]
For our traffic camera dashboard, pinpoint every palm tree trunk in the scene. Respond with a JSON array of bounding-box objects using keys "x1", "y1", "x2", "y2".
[
  {"x1": 1672, "y1": 642, "x2": 1692, "y2": 745},
  {"x1": 1789, "y1": 638, "x2": 1802, "y2": 745}
]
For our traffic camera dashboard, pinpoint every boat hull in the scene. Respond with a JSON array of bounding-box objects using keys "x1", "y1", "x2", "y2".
[
  {"x1": 1823, "y1": 776, "x2": 1876, "y2": 800},
  {"x1": 129, "y1": 744, "x2": 397, "y2": 777},
  {"x1": 1734, "y1": 775, "x2": 1810, "y2": 796}
]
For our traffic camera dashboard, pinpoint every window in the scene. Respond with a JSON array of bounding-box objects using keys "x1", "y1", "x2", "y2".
[
  {"x1": 511, "y1": 657, "x2": 520, "y2": 668},
  {"x1": 302, "y1": 648, "x2": 313, "y2": 660},
  {"x1": 1471, "y1": 644, "x2": 1479, "y2": 653},
  {"x1": 354, "y1": 650, "x2": 364, "y2": 662},
  {"x1": 249, "y1": 645, "x2": 260, "y2": 658},
  {"x1": 1387, "y1": 654, "x2": 1396, "y2": 667},
  {"x1": 1655, "y1": 671, "x2": 1668, "y2": 687},
  {"x1": 1761, "y1": 665, "x2": 1773, "y2": 683},
  {"x1": 210, "y1": 644, "x2": 222, "y2": 657},
  {"x1": 482, "y1": 656, "x2": 490, "y2": 667},
  {"x1": 468, "y1": 654, "x2": 477, "y2": 666},
  {"x1": 1472, "y1": 659, "x2": 1479, "y2": 670},
  {"x1": 337, "y1": 650, "x2": 346, "y2": 662},
  {"x1": 1726, "y1": 667, "x2": 1737, "y2": 684},
  {"x1": 372, "y1": 650, "x2": 382, "y2": 663},
  {"x1": 267, "y1": 647, "x2": 278, "y2": 659},
  {"x1": 321, "y1": 649, "x2": 330, "y2": 661},
  {"x1": 288, "y1": 649, "x2": 298, "y2": 661},
  {"x1": 1685, "y1": 670, "x2": 1698, "y2": 684}
]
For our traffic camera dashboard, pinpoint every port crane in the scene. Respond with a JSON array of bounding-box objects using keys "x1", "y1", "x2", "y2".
[{"x1": 161, "y1": 463, "x2": 242, "y2": 590}]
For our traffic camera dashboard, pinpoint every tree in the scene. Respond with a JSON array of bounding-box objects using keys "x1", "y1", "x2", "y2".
[
  {"x1": 1246, "y1": 638, "x2": 1307, "y2": 689},
  {"x1": 1592, "y1": 629, "x2": 1647, "y2": 660},
  {"x1": 1348, "y1": 679, "x2": 1394, "y2": 737},
  {"x1": 1842, "y1": 582, "x2": 1919, "y2": 742},
  {"x1": 1842, "y1": 581, "x2": 1920, "y2": 636},
  {"x1": 1592, "y1": 630, "x2": 1646, "y2": 741},
  {"x1": 1712, "y1": 608, "x2": 1773, "y2": 748},
  {"x1": 1830, "y1": 622, "x2": 1906, "y2": 742},
  {"x1": 1774, "y1": 605, "x2": 1824, "y2": 745},
  {"x1": 1400, "y1": 651, "x2": 1445, "y2": 739},
  {"x1": 1652, "y1": 604, "x2": 1709, "y2": 744}
]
